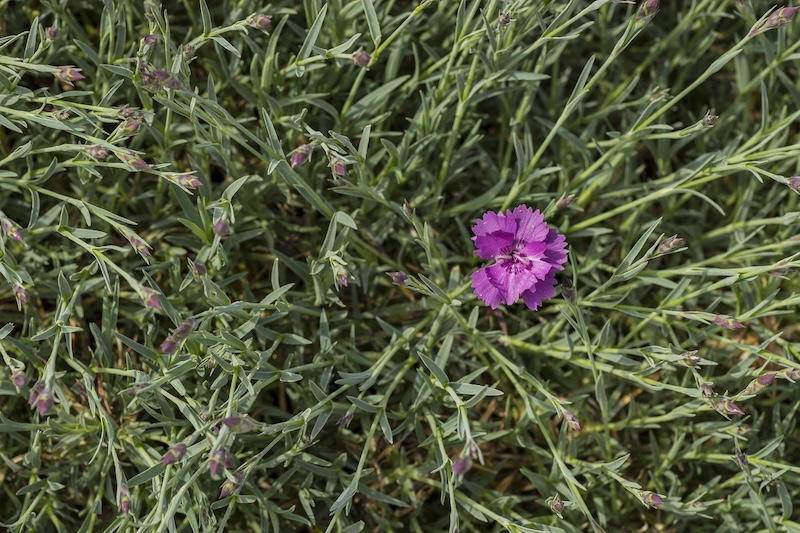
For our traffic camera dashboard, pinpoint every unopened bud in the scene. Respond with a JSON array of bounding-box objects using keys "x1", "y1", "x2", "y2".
[
  {"x1": 221, "y1": 416, "x2": 256, "y2": 433},
  {"x1": 143, "y1": 34, "x2": 158, "y2": 45},
  {"x1": 556, "y1": 195, "x2": 574, "y2": 210},
  {"x1": 636, "y1": 0, "x2": 660, "y2": 24},
  {"x1": 742, "y1": 373, "x2": 775, "y2": 395},
  {"x1": 642, "y1": 491, "x2": 663, "y2": 508},
  {"x1": 290, "y1": 144, "x2": 313, "y2": 169},
  {"x1": 46, "y1": 25, "x2": 59, "y2": 40},
  {"x1": 749, "y1": 6, "x2": 800, "y2": 37},
  {"x1": 701, "y1": 111, "x2": 718, "y2": 128},
  {"x1": 563, "y1": 410, "x2": 581, "y2": 431},
  {"x1": 387, "y1": 271, "x2": 409, "y2": 285},
  {"x1": 119, "y1": 483, "x2": 131, "y2": 516},
  {"x1": 330, "y1": 157, "x2": 347, "y2": 177},
  {"x1": 249, "y1": 14, "x2": 272, "y2": 29},
  {"x1": 142, "y1": 287, "x2": 162, "y2": 310},
  {"x1": 352, "y1": 49, "x2": 371, "y2": 68},
  {"x1": 657, "y1": 235, "x2": 684, "y2": 255},
  {"x1": 713, "y1": 315, "x2": 745, "y2": 330},
  {"x1": 85, "y1": 145, "x2": 109, "y2": 160},
  {"x1": 213, "y1": 220, "x2": 229, "y2": 237},
  {"x1": 549, "y1": 496, "x2": 565, "y2": 518},
  {"x1": 710, "y1": 398, "x2": 744, "y2": 418},
  {"x1": 451, "y1": 455, "x2": 472, "y2": 481},
  {"x1": 162, "y1": 442, "x2": 187, "y2": 465}
]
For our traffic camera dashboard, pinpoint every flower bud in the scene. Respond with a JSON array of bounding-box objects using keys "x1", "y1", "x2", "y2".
[
  {"x1": 118, "y1": 151, "x2": 151, "y2": 170},
  {"x1": 556, "y1": 195, "x2": 574, "y2": 210},
  {"x1": 191, "y1": 260, "x2": 207, "y2": 278},
  {"x1": 1, "y1": 217, "x2": 25, "y2": 244},
  {"x1": 12, "y1": 371, "x2": 27, "y2": 390},
  {"x1": 338, "y1": 411, "x2": 354, "y2": 428},
  {"x1": 387, "y1": 271, "x2": 409, "y2": 285},
  {"x1": 213, "y1": 220, "x2": 229, "y2": 237},
  {"x1": 742, "y1": 373, "x2": 775, "y2": 395},
  {"x1": 710, "y1": 398, "x2": 744, "y2": 418},
  {"x1": 54, "y1": 66, "x2": 86, "y2": 86},
  {"x1": 352, "y1": 49, "x2": 371, "y2": 68},
  {"x1": 290, "y1": 144, "x2": 313, "y2": 169},
  {"x1": 563, "y1": 410, "x2": 581, "y2": 431},
  {"x1": 162, "y1": 442, "x2": 187, "y2": 465},
  {"x1": 128, "y1": 235, "x2": 151, "y2": 257},
  {"x1": 713, "y1": 315, "x2": 745, "y2": 330},
  {"x1": 85, "y1": 145, "x2": 109, "y2": 160},
  {"x1": 641, "y1": 491, "x2": 663, "y2": 508},
  {"x1": 330, "y1": 156, "x2": 347, "y2": 177},
  {"x1": 636, "y1": 0, "x2": 659, "y2": 24},
  {"x1": 119, "y1": 483, "x2": 131, "y2": 516},
  {"x1": 787, "y1": 176, "x2": 800, "y2": 193},
  {"x1": 209, "y1": 448, "x2": 229, "y2": 478},
  {"x1": 733, "y1": 448, "x2": 748, "y2": 469},
  {"x1": 549, "y1": 496, "x2": 565, "y2": 518},
  {"x1": 143, "y1": 34, "x2": 158, "y2": 45},
  {"x1": 749, "y1": 7, "x2": 800, "y2": 37},
  {"x1": 499, "y1": 12, "x2": 514, "y2": 27},
  {"x1": 249, "y1": 14, "x2": 272, "y2": 29},
  {"x1": 656, "y1": 235, "x2": 684, "y2": 255},
  {"x1": 120, "y1": 119, "x2": 142, "y2": 136},
  {"x1": 142, "y1": 287, "x2": 162, "y2": 310},
  {"x1": 562, "y1": 276, "x2": 576, "y2": 303},
  {"x1": 218, "y1": 471, "x2": 244, "y2": 499},
  {"x1": 46, "y1": 25, "x2": 59, "y2": 40},
  {"x1": 683, "y1": 350, "x2": 701, "y2": 365},
  {"x1": 701, "y1": 111, "x2": 718, "y2": 128},
  {"x1": 451, "y1": 455, "x2": 472, "y2": 481},
  {"x1": 160, "y1": 336, "x2": 179, "y2": 354},
  {"x1": 700, "y1": 383, "x2": 714, "y2": 397},
  {"x1": 28, "y1": 381, "x2": 54, "y2": 416},
  {"x1": 13, "y1": 285, "x2": 27, "y2": 305},
  {"x1": 221, "y1": 416, "x2": 256, "y2": 433}
]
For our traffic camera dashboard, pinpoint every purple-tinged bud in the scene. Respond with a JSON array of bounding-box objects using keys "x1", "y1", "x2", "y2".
[
  {"x1": 13, "y1": 285, "x2": 27, "y2": 305},
  {"x1": 782, "y1": 368, "x2": 800, "y2": 382},
  {"x1": 143, "y1": 34, "x2": 158, "y2": 45},
  {"x1": 54, "y1": 66, "x2": 86, "y2": 86},
  {"x1": 563, "y1": 410, "x2": 581, "y2": 431},
  {"x1": 562, "y1": 276, "x2": 576, "y2": 303},
  {"x1": 218, "y1": 471, "x2": 244, "y2": 499},
  {"x1": 1, "y1": 218, "x2": 25, "y2": 244},
  {"x1": 330, "y1": 157, "x2": 347, "y2": 177},
  {"x1": 713, "y1": 315, "x2": 745, "y2": 330},
  {"x1": 191, "y1": 260, "x2": 207, "y2": 278},
  {"x1": 733, "y1": 448, "x2": 749, "y2": 469},
  {"x1": 118, "y1": 151, "x2": 151, "y2": 170},
  {"x1": 28, "y1": 382, "x2": 53, "y2": 416},
  {"x1": 164, "y1": 172, "x2": 203, "y2": 191},
  {"x1": 333, "y1": 264, "x2": 350, "y2": 288},
  {"x1": 117, "y1": 105, "x2": 140, "y2": 119},
  {"x1": 141, "y1": 287, "x2": 162, "y2": 310},
  {"x1": 636, "y1": 0, "x2": 659, "y2": 24},
  {"x1": 46, "y1": 25, "x2": 59, "y2": 40},
  {"x1": 174, "y1": 319, "x2": 196, "y2": 338},
  {"x1": 290, "y1": 144, "x2": 313, "y2": 169},
  {"x1": 749, "y1": 6, "x2": 800, "y2": 37},
  {"x1": 549, "y1": 496, "x2": 565, "y2": 518},
  {"x1": 338, "y1": 411, "x2": 354, "y2": 428},
  {"x1": 734, "y1": 424, "x2": 751, "y2": 436},
  {"x1": 742, "y1": 373, "x2": 776, "y2": 395},
  {"x1": 221, "y1": 416, "x2": 256, "y2": 433},
  {"x1": 499, "y1": 12, "x2": 514, "y2": 27},
  {"x1": 52, "y1": 109, "x2": 70, "y2": 121},
  {"x1": 144, "y1": 2, "x2": 157, "y2": 22},
  {"x1": 120, "y1": 119, "x2": 142, "y2": 136},
  {"x1": 701, "y1": 111, "x2": 718, "y2": 128},
  {"x1": 160, "y1": 336, "x2": 179, "y2": 354},
  {"x1": 451, "y1": 455, "x2": 472, "y2": 481},
  {"x1": 686, "y1": 501, "x2": 707, "y2": 510},
  {"x1": 12, "y1": 371, "x2": 27, "y2": 390},
  {"x1": 183, "y1": 44, "x2": 196, "y2": 61},
  {"x1": 249, "y1": 14, "x2": 272, "y2": 29},
  {"x1": 213, "y1": 220, "x2": 229, "y2": 237},
  {"x1": 556, "y1": 195, "x2": 574, "y2": 210},
  {"x1": 387, "y1": 271, "x2": 409, "y2": 285},
  {"x1": 85, "y1": 145, "x2": 109, "y2": 160},
  {"x1": 128, "y1": 235, "x2": 151, "y2": 257},
  {"x1": 710, "y1": 398, "x2": 744, "y2": 418},
  {"x1": 162, "y1": 442, "x2": 187, "y2": 465},
  {"x1": 402, "y1": 201, "x2": 415, "y2": 219},
  {"x1": 787, "y1": 176, "x2": 800, "y2": 193},
  {"x1": 657, "y1": 235, "x2": 684, "y2": 255},
  {"x1": 209, "y1": 448, "x2": 228, "y2": 478},
  {"x1": 641, "y1": 491, "x2": 663, "y2": 508},
  {"x1": 683, "y1": 350, "x2": 701, "y2": 365},
  {"x1": 700, "y1": 383, "x2": 714, "y2": 397},
  {"x1": 119, "y1": 483, "x2": 131, "y2": 516},
  {"x1": 352, "y1": 49, "x2": 371, "y2": 68}
]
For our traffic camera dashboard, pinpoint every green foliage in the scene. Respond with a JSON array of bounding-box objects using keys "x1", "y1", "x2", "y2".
[{"x1": 1, "y1": 0, "x2": 800, "y2": 532}]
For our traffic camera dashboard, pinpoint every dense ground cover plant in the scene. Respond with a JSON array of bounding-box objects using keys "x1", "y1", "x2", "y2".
[{"x1": 1, "y1": 0, "x2": 800, "y2": 531}]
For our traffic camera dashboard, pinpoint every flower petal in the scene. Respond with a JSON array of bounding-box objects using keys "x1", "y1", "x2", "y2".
[
  {"x1": 521, "y1": 271, "x2": 558, "y2": 311},
  {"x1": 472, "y1": 209, "x2": 516, "y2": 238},
  {"x1": 471, "y1": 266, "x2": 503, "y2": 309},
  {"x1": 542, "y1": 228, "x2": 568, "y2": 268},
  {"x1": 474, "y1": 231, "x2": 515, "y2": 259},
  {"x1": 485, "y1": 261, "x2": 540, "y2": 304},
  {"x1": 509, "y1": 205, "x2": 548, "y2": 244}
]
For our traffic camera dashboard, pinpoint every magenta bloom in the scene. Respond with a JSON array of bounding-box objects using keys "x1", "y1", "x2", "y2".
[{"x1": 470, "y1": 205, "x2": 568, "y2": 311}]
